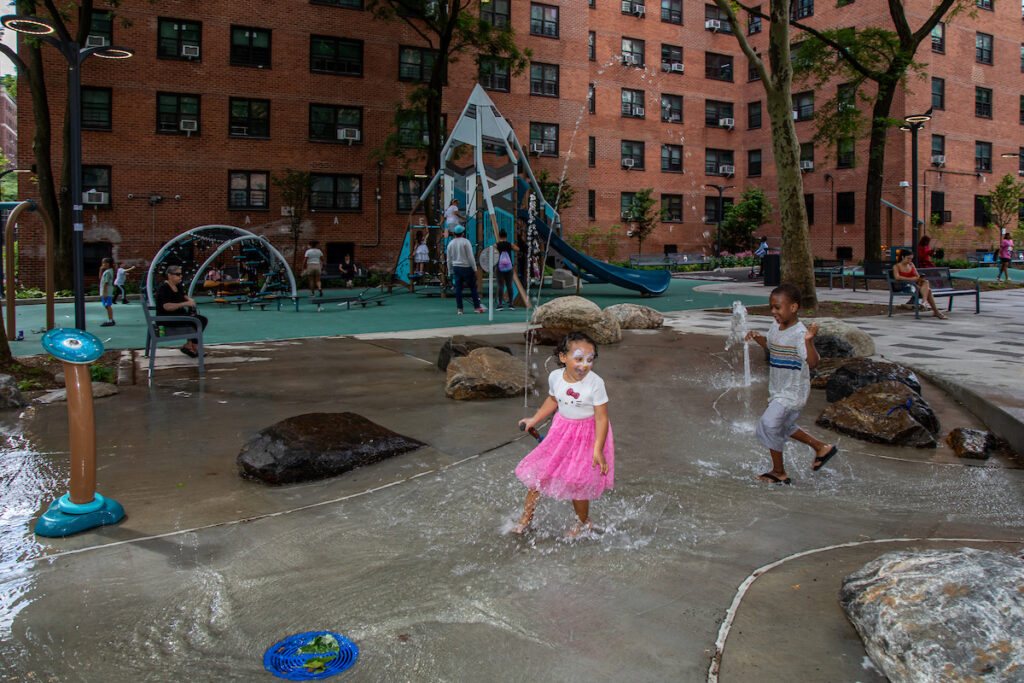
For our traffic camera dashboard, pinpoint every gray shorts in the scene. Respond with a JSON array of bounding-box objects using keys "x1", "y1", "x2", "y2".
[{"x1": 756, "y1": 400, "x2": 803, "y2": 452}]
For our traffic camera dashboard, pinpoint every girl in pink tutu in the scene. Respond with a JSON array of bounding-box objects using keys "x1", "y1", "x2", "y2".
[{"x1": 513, "y1": 331, "x2": 613, "y2": 537}]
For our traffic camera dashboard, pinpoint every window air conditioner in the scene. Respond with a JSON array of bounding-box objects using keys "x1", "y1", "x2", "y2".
[
  {"x1": 718, "y1": 117, "x2": 735, "y2": 129},
  {"x1": 662, "y1": 62, "x2": 672, "y2": 71},
  {"x1": 181, "y1": 44, "x2": 200, "y2": 58},
  {"x1": 931, "y1": 155, "x2": 945, "y2": 166},
  {"x1": 705, "y1": 19, "x2": 721, "y2": 31},
  {"x1": 718, "y1": 164, "x2": 735, "y2": 176},
  {"x1": 281, "y1": 206, "x2": 295, "y2": 217},
  {"x1": 179, "y1": 118, "x2": 198, "y2": 132},
  {"x1": 338, "y1": 128, "x2": 361, "y2": 141},
  {"x1": 800, "y1": 160, "x2": 814, "y2": 171},
  {"x1": 85, "y1": 35, "x2": 109, "y2": 48},
  {"x1": 632, "y1": 106, "x2": 645, "y2": 116},
  {"x1": 633, "y1": 5, "x2": 646, "y2": 16},
  {"x1": 83, "y1": 190, "x2": 108, "y2": 205},
  {"x1": 671, "y1": 63, "x2": 684, "y2": 73},
  {"x1": 622, "y1": 158, "x2": 635, "y2": 168},
  {"x1": 530, "y1": 143, "x2": 546, "y2": 154},
  {"x1": 792, "y1": 110, "x2": 799, "y2": 120},
  {"x1": 230, "y1": 126, "x2": 249, "y2": 136}
]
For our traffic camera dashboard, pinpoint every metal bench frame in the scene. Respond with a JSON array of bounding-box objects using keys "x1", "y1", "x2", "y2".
[
  {"x1": 813, "y1": 259, "x2": 846, "y2": 289},
  {"x1": 885, "y1": 266, "x2": 980, "y2": 319},
  {"x1": 141, "y1": 291, "x2": 205, "y2": 377}
]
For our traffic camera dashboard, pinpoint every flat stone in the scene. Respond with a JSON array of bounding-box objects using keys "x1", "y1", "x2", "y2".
[
  {"x1": 0, "y1": 374, "x2": 27, "y2": 410},
  {"x1": 549, "y1": 268, "x2": 578, "y2": 289},
  {"x1": 816, "y1": 380, "x2": 939, "y2": 448},
  {"x1": 814, "y1": 318, "x2": 875, "y2": 357},
  {"x1": 841, "y1": 547, "x2": 1024, "y2": 683},
  {"x1": 445, "y1": 347, "x2": 532, "y2": 400},
  {"x1": 237, "y1": 412, "x2": 425, "y2": 485},
  {"x1": 810, "y1": 358, "x2": 857, "y2": 389},
  {"x1": 946, "y1": 427, "x2": 996, "y2": 460},
  {"x1": 436, "y1": 336, "x2": 512, "y2": 372},
  {"x1": 813, "y1": 334, "x2": 854, "y2": 359},
  {"x1": 604, "y1": 303, "x2": 663, "y2": 329},
  {"x1": 532, "y1": 295, "x2": 621, "y2": 345},
  {"x1": 35, "y1": 382, "x2": 119, "y2": 405},
  {"x1": 825, "y1": 358, "x2": 921, "y2": 403}
]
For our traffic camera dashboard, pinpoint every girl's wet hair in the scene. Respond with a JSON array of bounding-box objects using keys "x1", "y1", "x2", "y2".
[{"x1": 554, "y1": 331, "x2": 599, "y2": 365}]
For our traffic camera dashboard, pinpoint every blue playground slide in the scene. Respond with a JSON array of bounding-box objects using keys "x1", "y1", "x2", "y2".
[{"x1": 521, "y1": 211, "x2": 671, "y2": 296}]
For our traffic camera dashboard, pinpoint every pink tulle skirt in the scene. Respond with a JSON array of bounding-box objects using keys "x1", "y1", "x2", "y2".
[{"x1": 515, "y1": 412, "x2": 615, "y2": 500}]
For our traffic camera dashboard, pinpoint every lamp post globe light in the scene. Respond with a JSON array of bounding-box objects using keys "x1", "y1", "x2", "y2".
[
  {"x1": 1, "y1": 14, "x2": 132, "y2": 331},
  {"x1": 899, "y1": 108, "x2": 932, "y2": 267}
]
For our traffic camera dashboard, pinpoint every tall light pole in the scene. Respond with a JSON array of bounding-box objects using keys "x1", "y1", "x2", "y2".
[
  {"x1": 900, "y1": 108, "x2": 932, "y2": 266},
  {"x1": 823, "y1": 172, "x2": 835, "y2": 253},
  {"x1": 705, "y1": 183, "x2": 734, "y2": 259},
  {"x1": 1, "y1": 15, "x2": 132, "y2": 330}
]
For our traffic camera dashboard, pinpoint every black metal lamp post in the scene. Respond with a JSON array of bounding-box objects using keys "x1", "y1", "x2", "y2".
[
  {"x1": 823, "y1": 172, "x2": 835, "y2": 252},
  {"x1": 1, "y1": 15, "x2": 132, "y2": 330},
  {"x1": 899, "y1": 108, "x2": 932, "y2": 266},
  {"x1": 705, "y1": 183, "x2": 734, "y2": 260}
]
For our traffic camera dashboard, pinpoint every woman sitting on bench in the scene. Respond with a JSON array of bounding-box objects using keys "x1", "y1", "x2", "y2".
[{"x1": 893, "y1": 250, "x2": 947, "y2": 320}]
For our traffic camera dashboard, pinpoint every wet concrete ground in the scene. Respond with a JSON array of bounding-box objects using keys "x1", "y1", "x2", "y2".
[{"x1": 1, "y1": 330, "x2": 1022, "y2": 681}]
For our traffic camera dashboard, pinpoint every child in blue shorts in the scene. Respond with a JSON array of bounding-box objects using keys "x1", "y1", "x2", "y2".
[{"x1": 99, "y1": 257, "x2": 116, "y2": 327}]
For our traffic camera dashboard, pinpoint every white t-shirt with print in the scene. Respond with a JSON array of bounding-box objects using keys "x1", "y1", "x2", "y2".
[
  {"x1": 548, "y1": 368, "x2": 609, "y2": 420},
  {"x1": 444, "y1": 204, "x2": 460, "y2": 227},
  {"x1": 767, "y1": 320, "x2": 810, "y2": 410},
  {"x1": 304, "y1": 248, "x2": 323, "y2": 266}
]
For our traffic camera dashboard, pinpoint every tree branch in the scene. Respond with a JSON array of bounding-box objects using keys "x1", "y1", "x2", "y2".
[
  {"x1": 0, "y1": 44, "x2": 32, "y2": 76},
  {"x1": 712, "y1": 0, "x2": 771, "y2": 89},
  {"x1": 40, "y1": 0, "x2": 73, "y2": 43}
]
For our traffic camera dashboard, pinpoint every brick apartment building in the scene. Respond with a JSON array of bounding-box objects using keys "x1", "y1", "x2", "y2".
[
  {"x1": 0, "y1": 84, "x2": 15, "y2": 167},
  {"x1": 12, "y1": 0, "x2": 1022, "y2": 286}
]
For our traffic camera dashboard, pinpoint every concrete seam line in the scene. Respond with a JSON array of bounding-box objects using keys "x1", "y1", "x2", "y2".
[
  {"x1": 34, "y1": 435, "x2": 529, "y2": 563},
  {"x1": 706, "y1": 536, "x2": 1024, "y2": 683}
]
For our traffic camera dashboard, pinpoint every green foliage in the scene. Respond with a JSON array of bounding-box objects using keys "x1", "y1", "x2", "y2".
[
  {"x1": 981, "y1": 174, "x2": 1024, "y2": 247},
  {"x1": 1, "y1": 75, "x2": 15, "y2": 100},
  {"x1": 719, "y1": 187, "x2": 773, "y2": 254},
  {"x1": 535, "y1": 169, "x2": 575, "y2": 213},
  {"x1": 271, "y1": 169, "x2": 315, "y2": 270},
  {"x1": 17, "y1": 378, "x2": 42, "y2": 391},
  {"x1": 623, "y1": 188, "x2": 662, "y2": 255},
  {"x1": 89, "y1": 363, "x2": 115, "y2": 384}
]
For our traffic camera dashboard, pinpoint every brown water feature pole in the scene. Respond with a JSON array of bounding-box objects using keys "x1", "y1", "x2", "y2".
[{"x1": 65, "y1": 362, "x2": 97, "y2": 503}]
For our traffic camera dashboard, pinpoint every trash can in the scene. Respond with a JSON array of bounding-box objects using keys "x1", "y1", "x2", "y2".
[{"x1": 762, "y1": 253, "x2": 781, "y2": 287}]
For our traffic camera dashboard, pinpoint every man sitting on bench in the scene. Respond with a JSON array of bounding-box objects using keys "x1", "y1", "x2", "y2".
[{"x1": 893, "y1": 250, "x2": 947, "y2": 320}]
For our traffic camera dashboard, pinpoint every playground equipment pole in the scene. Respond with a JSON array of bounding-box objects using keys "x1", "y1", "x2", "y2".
[{"x1": 3, "y1": 199, "x2": 56, "y2": 339}]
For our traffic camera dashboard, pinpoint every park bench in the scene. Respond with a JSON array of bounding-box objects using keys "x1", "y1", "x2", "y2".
[
  {"x1": 885, "y1": 266, "x2": 980, "y2": 319},
  {"x1": 966, "y1": 250, "x2": 997, "y2": 265},
  {"x1": 852, "y1": 260, "x2": 891, "y2": 292},
  {"x1": 628, "y1": 254, "x2": 673, "y2": 268},
  {"x1": 141, "y1": 291, "x2": 204, "y2": 377},
  {"x1": 813, "y1": 259, "x2": 846, "y2": 289},
  {"x1": 313, "y1": 294, "x2": 387, "y2": 312},
  {"x1": 669, "y1": 252, "x2": 711, "y2": 268}
]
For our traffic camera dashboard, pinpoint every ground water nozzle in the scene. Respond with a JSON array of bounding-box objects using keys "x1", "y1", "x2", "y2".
[{"x1": 34, "y1": 328, "x2": 125, "y2": 538}]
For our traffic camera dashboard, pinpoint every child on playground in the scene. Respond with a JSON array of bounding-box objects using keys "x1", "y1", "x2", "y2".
[
  {"x1": 304, "y1": 240, "x2": 324, "y2": 297},
  {"x1": 99, "y1": 257, "x2": 116, "y2": 327},
  {"x1": 745, "y1": 284, "x2": 836, "y2": 484},
  {"x1": 114, "y1": 262, "x2": 135, "y2": 303},
  {"x1": 495, "y1": 229, "x2": 517, "y2": 310},
  {"x1": 998, "y1": 231, "x2": 1014, "y2": 282},
  {"x1": 513, "y1": 331, "x2": 613, "y2": 537},
  {"x1": 413, "y1": 230, "x2": 429, "y2": 275}
]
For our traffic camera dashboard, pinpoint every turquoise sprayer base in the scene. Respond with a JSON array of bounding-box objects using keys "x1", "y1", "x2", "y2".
[{"x1": 34, "y1": 493, "x2": 125, "y2": 538}]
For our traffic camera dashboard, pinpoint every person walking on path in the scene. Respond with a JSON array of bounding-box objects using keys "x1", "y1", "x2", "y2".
[
  {"x1": 512, "y1": 331, "x2": 613, "y2": 537},
  {"x1": 446, "y1": 225, "x2": 484, "y2": 314},
  {"x1": 494, "y1": 229, "x2": 517, "y2": 310},
  {"x1": 997, "y1": 232, "x2": 1014, "y2": 282},
  {"x1": 99, "y1": 258, "x2": 116, "y2": 327},
  {"x1": 303, "y1": 240, "x2": 324, "y2": 297},
  {"x1": 114, "y1": 263, "x2": 135, "y2": 304},
  {"x1": 745, "y1": 284, "x2": 837, "y2": 485}
]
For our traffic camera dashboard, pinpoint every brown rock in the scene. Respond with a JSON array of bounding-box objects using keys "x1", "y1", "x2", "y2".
[
  {"x1": 825, "y1": 358, "x2": 921, "y2": 403},
  {"x1": 437, "y1": 336, "x2": 512, "y2": 371},
  {"x1": 816, "y1": 380, "x2": 940, "y2": 448},
  {"x1": 604, "y1": 303, "x2": 663, "y2": 329},
  {"x1": 525, "y1": 327, "x2": 571, "y2": 346},
  {"x1": 531, "y1": 295, "x2": 622, "y2": 344},
  {"x1": 445, "y1": 347, "x2": 532, "y2": 400},
  {"x1": 811, "y1": 357, "x2": 858, "y2": 389},
  {"x1": 946, "y1": 428, "x2": 995, "y2": 459}
]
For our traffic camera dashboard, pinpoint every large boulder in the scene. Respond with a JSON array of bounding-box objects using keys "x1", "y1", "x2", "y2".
[
  {"x1": 237, "y1": 412, "x2": 425, "y2": 484},
  {"x1": 36, "y1": 382, "x2": 118, "y2": 405},
  {"x1": 445, "y1": 347, "x2": 532, "y2": 400},
  {"x1": 813, "y1": 334, "x2": 854, "y2": 359},
  {"x1": 532, "y1": 296, "x2": 621, "y2": 344},
  {"x1": 0, "y1": 374, "x2": 27, "y2": 409},
  {"x1": 437, "y1": 336, "x2": 512, "y2": 372},
  {"x1": 524, "y1": 327, "x2": 570, "y2": 346},
  {"x1": 825, "y1": 358, "x2": 921, "y2": 403},
  {"x1": 810, "y1": 357, "x2": 857, "y2": 389},
  {"x1": 841, "y1": 547, "x2": 1024, "y2": 683},
  {"x1": 817, "y1": 380, "x2": 939, "y2": 447},
  {"x1": 604, "y1": 303, "x2": 663, "y2": 330},
  {"x1": 813, "y1": 318, "x2": 875, "y2": 357},
  {"x1": 946, "y1": 427, "x2": 997, "y2": 460}
]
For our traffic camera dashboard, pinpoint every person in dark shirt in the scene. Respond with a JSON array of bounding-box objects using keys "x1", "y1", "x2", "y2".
[{"x1": 155, "y1": 266, "x2": 209, "y2": 357}]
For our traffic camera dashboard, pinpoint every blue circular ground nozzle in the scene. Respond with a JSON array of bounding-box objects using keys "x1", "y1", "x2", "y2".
[
  {"x1": 264, "y1": 631, "x2": 359, "y2": 680},
  {"x1": 41, "y1": 328, "x2": 104, "y2": 364}
]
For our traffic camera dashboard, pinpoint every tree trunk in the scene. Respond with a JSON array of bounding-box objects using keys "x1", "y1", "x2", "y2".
[{"x1": 863, "y1": 79, "x2": 899, "y2": 265}]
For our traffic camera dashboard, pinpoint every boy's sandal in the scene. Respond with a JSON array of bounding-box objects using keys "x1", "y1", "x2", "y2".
[
  {"x1": 757, "y1": 472, "x2": 792, "y2": 485},
  {"x1": 812, "y1": 446, "x2": 838, "y2": 471}
]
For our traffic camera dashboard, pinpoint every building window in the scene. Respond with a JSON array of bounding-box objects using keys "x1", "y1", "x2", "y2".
[
  {"x1": 974, "y1": 195, "x2": 991, "y2": 226},
  {"x1": 621, "y1": 88, "x2": 645, "y2": 117},
  {"x1": 529, "y1": 122, "x2": 558, "y2": 156},
  {"x1": 793, "y1": 91, "x2": 814, "y2": 121},
  {"x1": 310, "y1": 104, "x2": 361, "y2": 142},
  {"x1": 705, "y1": 148, "x2": 734, "y2": 175},
  {"x1": 837, "y1": 137, "x2": 854, "y2": 168},
  {"x1": 705, "y1": 100, "x2": 734, "y2": 126},
  {"x1": 82, "y1": 165, "x2": 111, "y2": 208},
  {"x1": 837, "y1": 83, "x2": 855, "y2": 112},
  {"x1": 976, "y1": 32, "x2": 993, "y2": 65},
  {"x1": 621, "y1": 140, "x2": 645, "y2": 169},
  {"x1": 931, "y1": 191, "x2": 945, "y2": 223},
  {"x1": 836, "y1": 191, "x2": 855, "y2": 223},
  {"x1": 1021, "y1": 44, "x2": 1024, "y2": 72},
  {"x1": 931, "y1": 134, "x2": 945, "y2": 157},
  {"x1": 312, "y1": 0, "x2": 363, "y2": 7},
  {"x1": 805, "y1": 194, "x2": 814, "y2": 225},
  {"x1": 588, "y1": 190, "x2": 596, "y2": 221},
  {"x1": 622, "y1": 37, "x2": 645, "y2": 68},
  {"x1": 397, "y1": 113, "x2": 441, "y2": 148},
  {"x1": 705, "y1": 5, "x2": 733, "y2": 33},
  {"x1": 976, "y1": 87, "x2": 993, "y2": 118},
  {"x1": 747, "y1": 149, "x2": 762, "y2": 177},
  {"x1": 975, "y1": 141, "x2": 992, "y2": 172},
  {"x1": 705, "y1": 52, "x2": 733, "y2": 81},
  {"x1": 310, "y1": 35, "x2": 362, "y2": 75},
  {"x1": 311, "y1": 174, "x2": 361, "y2": 211},
  {"x1": 800, "y1": 142, "x2": 814, "y2": 168},
  {"x1": 704, "y1": 195, "x2": 733, "y2": 223},
  {"x1": 932, "y1": 22, "x2": 945, "y2": 53},
  {"x1": 399, "y1": 46, "x2": 437, "y2": 82},
  {"x1": 661, "y1": 0, "x2": 682, "y2": 24},
  {"x1": 589, "y1": 83, "x2": 596, "y2": 114},
  {"x1": 530, "y1": 4, "x2": 559, "y2": 37},
  {"x1": 229, "y1": 98, "x2": 270, "y2": 138},
  {"x1": 748, "y1": 101, "x2": 762, "y2": 129},
  {"x1": 228, "y1": 171, "x2": 268, "y2": 209},
  {"x1": 589, "y1": 32, "x2": 596, "y2": 61},
  {"x1": 157, "y1": 18, "x2": 201, "y2": 60},
  {"x1": 662, "y1": 44, "x2": 683, "y2": 70},
  {"x1": 662, "y1": 144, "x2": 683, "y2": 172},
  {"x1": 932, "y1": 77, "x2": 945, "y2": 110},
  {"x1": 529, "y1": 63, "x2": 559, "y2": 97},
  {"x1": 481, "y1": 0, "x2": 510, "y2": 29},
  {"x1": 621, "y1": 0, "x2": 647, "y2": 16},
  {"x1": 661, "y1": 94, "x2": 683, "y2": 123},
  {"x1": 589, "y1": 136, "x2": 596, "y2": 167},
  {"x1": 791, "y1": 0, "x2": 813, "y2": 19},
  {"x1": 397, "y1": 176, "x2": 427, "y2": 213},
  {"x1": 87, "y1": 14, "x2": 112, "y2": 44},
  {"x1": 1019, "y1": 148, "x2": 1024, "y2": 174},
  {"x1": 1020, "y1": 96, "x2": 1024, "y2": 124},
  {"x1": 978, "y1": 0, "x2": 993, "y2": 9},
  {"x1": 621, "y1": 192, "x2": 636, "y2": 220},
  {"x1": 748, "y1": 7, "x2": 762, "y2": 33},
  {"x1": 82, "y1": 87, "x2": 111, "y2": 131},
  {"x1": 662, "y1": 194, "x2": 682, "y2": 221},
  {"x1": 479, "y1": 57, "x2": 510, "y2": 92},
  {"x1": 230, "y1": 26, "x2": 271, "y2": 68},
  {"x1": 748, "y1": 56, "x2": 761, "y2": 82},
  {"x1": 156, "y1": 92, "x2": 200, "y2": 134}
]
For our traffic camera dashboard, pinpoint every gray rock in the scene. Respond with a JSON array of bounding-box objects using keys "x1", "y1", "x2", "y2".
[
  {"x1": 825, "y1": 358, "x2": 921, "y2": 403},
  {"x1": 532, "y1": 296, "x2": 621, "y2": 344},
  {"x1": 813, "y1": 334, "x2": 854, "y2": 359},
  {"x1": 814, "y1": 318, "x2": 875, "y2": 357},
  {"x1": 841, "y1": 547, "x2": 1024, "y2": 683},
  {"x1": 437, "y1": 336, "x2": 512, "y2": 372},
  {"x1": 36, "y1": 382, "x2": 119, "y2": 405},
  {"x1": 237, "y1": 412, "x2": 425, "y2": 484},
  {"x1": 816, "y1": 380, "x2": 939, "y2": 448},
  {"x1": 0, "y1": 374, "x2": 27, "y2": 409},
  {"x1": 604, "y1": 303, "x2": 663, "y2": 329},
  {"x1": 446, "y1": 347, "x2": 532, "y2": 400},
  {"x1": 549, "y1": 268, "x2": 578, "y2": 290},
  {"x1": 946, "y1": 427, "x2": 996, "y2": 459},
  {"x1": 810, "y1": 357, "x2": 857, "y2": 389}
]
